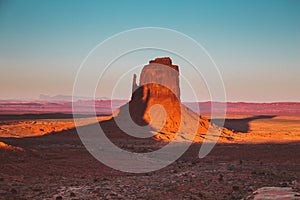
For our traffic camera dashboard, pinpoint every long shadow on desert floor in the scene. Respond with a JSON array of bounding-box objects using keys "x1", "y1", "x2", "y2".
[{"x1": 211, "y1": 115, "x2": 277, "y2": 133}]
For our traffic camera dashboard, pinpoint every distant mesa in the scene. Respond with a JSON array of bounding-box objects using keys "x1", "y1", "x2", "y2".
[
  {"x1": 39, "y1": 94, "x2": 109, "y2": 102},
  {"x1": 113, "y1": 57, "x2": 234, "y2": 142}
]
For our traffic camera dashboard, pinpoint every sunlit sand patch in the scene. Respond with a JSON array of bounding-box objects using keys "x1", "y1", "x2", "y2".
[
  {"x1": 225, "y1": 115, "x2": 300, "y2": 144},
  {"x1": 0, "y1": 115, "x2": 112, "y2": 138},
  {"x1": 0, "y1": 141, "x2": 24, "y2": 151},
  {"x1": 1, "y1": 111, "x2": 300, "y2": 144}
]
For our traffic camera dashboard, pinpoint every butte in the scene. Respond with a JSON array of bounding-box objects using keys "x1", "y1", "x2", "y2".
[{"x1": 112, "y1": 57, "x2": 234, "y2": 142}]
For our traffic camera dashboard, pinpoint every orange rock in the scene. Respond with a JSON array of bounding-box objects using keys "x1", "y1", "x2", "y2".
[{"x1": 116, "y1": 57, "x2": 233, "y2": 142}]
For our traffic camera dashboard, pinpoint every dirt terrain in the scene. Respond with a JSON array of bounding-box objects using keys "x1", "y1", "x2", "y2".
[
  {"x1": 0, "y1": 114, "x2": 111, "y2": 138},
  {"x1": 212, "y1": 114, "x2": 300, "y2": 144},
  {"x1": 0, "y1": 111, "x2": 300, "y2": 199}
]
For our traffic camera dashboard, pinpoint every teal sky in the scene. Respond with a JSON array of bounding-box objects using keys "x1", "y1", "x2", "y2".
[{"x1": 0, "y1": 0, "x2": 299, "y2": 102}]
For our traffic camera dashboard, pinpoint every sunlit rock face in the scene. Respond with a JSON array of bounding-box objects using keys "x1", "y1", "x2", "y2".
[
  {"x1": 130, "y1": 57, "x2": 181, "y2": 135},
  {"x1": 139, "y1": 57, "x2": 180, "y2": 101}
]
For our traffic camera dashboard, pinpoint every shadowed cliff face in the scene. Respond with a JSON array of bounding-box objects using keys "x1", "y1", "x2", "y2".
[{"x1": 129, "y1": 57, "x2": 181, "y2": 135}]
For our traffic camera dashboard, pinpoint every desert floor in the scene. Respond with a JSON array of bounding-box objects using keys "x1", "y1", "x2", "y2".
[{"x1": 0, "y1": 113, "x2": 300, "y2": 199}]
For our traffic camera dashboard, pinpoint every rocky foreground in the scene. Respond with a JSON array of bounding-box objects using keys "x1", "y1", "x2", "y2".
[{"x1": 0, "y1": 129, "x2": 300, "y2": 199}]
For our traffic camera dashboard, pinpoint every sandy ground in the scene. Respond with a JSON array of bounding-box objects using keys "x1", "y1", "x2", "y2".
[
  {"x1": 0, "y1": 114, "x2": 111, "y2": 138},
  {"x1": 212, "y1": 114, "x2": 300, "y2": 144},
  {"x1": 1, "y1": 113, "x2": 300, "y2": 143},
  {"x1": 0, "y1": 113, "x2": 300, "y2": 199}
]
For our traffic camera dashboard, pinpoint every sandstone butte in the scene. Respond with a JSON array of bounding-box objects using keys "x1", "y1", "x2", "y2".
[{"x1": 114, "y1": 57, "x2": 234, "y2": 143}]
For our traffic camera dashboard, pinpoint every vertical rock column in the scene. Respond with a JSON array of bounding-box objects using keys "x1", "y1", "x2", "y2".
[{"x1": 129, "y1": 57, "x2": 182, "y2": 134}]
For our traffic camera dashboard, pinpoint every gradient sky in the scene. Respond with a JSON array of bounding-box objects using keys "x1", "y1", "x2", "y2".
[{"x1": 0, "y1": 0, "x2": 299, "y2": 102}]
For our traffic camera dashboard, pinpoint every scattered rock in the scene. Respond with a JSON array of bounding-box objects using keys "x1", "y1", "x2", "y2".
[
  {"x1": 0, "y1": 190, "x2": 7, "y2": 195},
  {"x1": 280, "y1": 181, "x2": 289, "y2": 187},
  {"x1": 70, "y1": 192, "x2": 76, "y2": 197},
  {"x1": 232, "y1": 186, "x2": 239, "y2": 191},
  {"x1": 10, "y1": 188, "x2": 17, "y2": 194},
  {"x1": 247, "y1": 186, "x2": 254, "y2": 192},
  {"x1": 218, "y1": 174, "x2": 224, "y2": 181}
]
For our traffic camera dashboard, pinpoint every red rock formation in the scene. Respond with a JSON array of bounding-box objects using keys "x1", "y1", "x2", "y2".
[
  {"x1": 115, "y1": 57, "x2": 233, "y2": 142},
  {"x1": 139, "y1": 57, "x2": 180, "y2": 101},
  {"x1": 129, "y1": 57, "x2": 181, "y2": 134}
]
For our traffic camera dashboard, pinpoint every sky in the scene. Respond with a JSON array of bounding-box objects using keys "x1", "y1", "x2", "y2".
[{"x1": 0, "y1": 0, "x2": 299, "y2": 102}]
